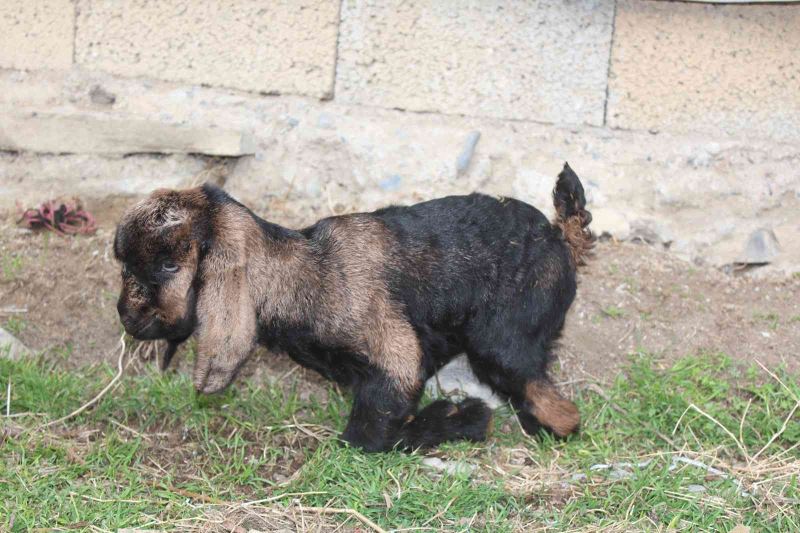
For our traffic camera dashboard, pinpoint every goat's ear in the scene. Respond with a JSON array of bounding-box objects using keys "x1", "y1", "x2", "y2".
[{"x1": 191, "y1": 234, "x2": 257, "y2": 393}]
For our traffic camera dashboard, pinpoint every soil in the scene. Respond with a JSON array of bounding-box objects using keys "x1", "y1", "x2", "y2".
[{"x1": 2, "y1": 201, "x2": 798, "y2": 391}]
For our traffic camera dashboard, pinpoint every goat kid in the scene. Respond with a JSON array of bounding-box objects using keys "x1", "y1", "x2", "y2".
[{"x1": 114, "y1": 163, "x2": 593, "y2": 452}]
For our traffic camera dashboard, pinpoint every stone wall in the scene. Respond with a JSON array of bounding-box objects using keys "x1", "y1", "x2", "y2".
[{"x1": 1, "y1": 1, "x2": 798, "y2": 271}]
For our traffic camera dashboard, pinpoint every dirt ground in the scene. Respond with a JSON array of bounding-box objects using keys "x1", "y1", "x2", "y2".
[{"x1": 1, "y1": 199, "x2": 798, "y2": 390}]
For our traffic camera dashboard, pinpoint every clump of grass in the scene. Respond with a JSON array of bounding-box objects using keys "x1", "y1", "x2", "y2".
[
  {"x1": 754, "y1": 311, "x2": 781, "y2": 331},
  {"x1": 601, "y1": 305, "x2": 625, "y2": 319},
  {"x1": 1, "y1": 254, "x2": 24, "y2": 281},
  {"x1": 1, "y1": 351, "x2": 798, "y2": 531},
  {"x1": 3, "y1": 317, "x2": 26, "y2": 336}
]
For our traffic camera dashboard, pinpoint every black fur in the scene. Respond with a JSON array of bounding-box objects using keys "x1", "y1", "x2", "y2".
[
  {"x1": 247, "y1": 178, "x2": 583, "y2": 449},
  {"x1": 400, "y1": 398, "x2": 493, "y2": 450},
  {"x1": 116, "y1": 163, "x2": 591, "y2": 452}
]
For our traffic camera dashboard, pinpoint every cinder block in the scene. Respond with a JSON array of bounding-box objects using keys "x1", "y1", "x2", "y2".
[
  {"x1": 609, "y1": 1, "x2": 800, "y2": 141},
  {"x1": 0, "y1": 0, "x2": 74, "y2": 70},
  {"x1": 336, "y1": 0, "x2": 615, "y2": 126},
  {"x1": 75, "y1": 0, "x2": 340, "y2": 98}
]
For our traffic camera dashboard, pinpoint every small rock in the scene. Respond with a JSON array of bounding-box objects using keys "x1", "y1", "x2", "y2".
[
  {"x1": 379, "y1": 174, "x2": 402, "y2": 192},
  {"x1": 588, "y1": 459, "x2": 651, "y2": 481},
  {"x1": 317, "y1": 113, "x2": 335, "y2": 130},
  {"x1": 89, "y1": 85, "x2": 116, "y2": 106},
  {"x1": 422, "y1": 457, "x2": 475, "y2": 476},
  {"x1": 0, "y1": 327, "x2": 30, "y2": 360},
  {"x1": 456, "y1": 130, "x2": 481, "y2": 176},
  {"x1": 737, "y1": 228, "x2": 780, "y2": 264},
  {"x1": 629, "y1": 219, "x2": 673, "y2": 246},
  {"x1": 609, "y1": 468, "x2": 633, "y2": 480},
  {"x1": 686, "y1": 484, "x2": 706, "y2": 493}
]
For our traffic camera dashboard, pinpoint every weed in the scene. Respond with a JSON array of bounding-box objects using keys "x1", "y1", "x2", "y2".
[
  {"x1": 601, "y1": 305, "x2": 625, "y2": 319},
  {"x1": 1, "y1": 254, "x2": 24, "y2": 281},
  {"x1": 3, "y1": 317, "x2": 26, "y2": 336},
  {"x1": 623, "y1": 276, "x2": 640, "y2": 294},
  {"x1": 754, "y1": 311, "x2": 780, "y2": 331}
]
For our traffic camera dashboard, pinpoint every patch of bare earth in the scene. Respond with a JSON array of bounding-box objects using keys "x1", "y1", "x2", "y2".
[{"x1": 559, "y1": 239, "x2": 799, "y2": 383}]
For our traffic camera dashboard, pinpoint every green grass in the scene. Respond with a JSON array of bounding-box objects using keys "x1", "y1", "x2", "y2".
[
  {"x1": 1, "y1": 254, "x2": 24, "y2": 281},
  {"x1": 3, "y1": 317, "x2": 26, "y2": 336},
  {"x1": 601, "y1": 305, "x2": 625, "y2": 319},
  {"x1": 1, "y1": 350, "x2": 798, "y2": 531},
  {"x1": 754, "y1": 312, "x2": 781, "y2": 331}
]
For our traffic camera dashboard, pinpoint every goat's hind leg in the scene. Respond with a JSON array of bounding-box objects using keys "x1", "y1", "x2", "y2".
[
  {"x1": 467, "y1": 335, "x2": 580, "y2": 438},
  {"x1": 513, "y1": 376, "x2": 580, "y2": 438},
  {"x1": 401, "y1": 397, "x2": 493, "y2": 450}
]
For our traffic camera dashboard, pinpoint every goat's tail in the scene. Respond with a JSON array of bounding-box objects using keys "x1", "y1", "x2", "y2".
[{"x1": 553, "y1": 162, "x2": 594, "y2": 267}]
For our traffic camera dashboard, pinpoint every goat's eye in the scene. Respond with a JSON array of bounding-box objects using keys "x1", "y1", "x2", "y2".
[{"x1": 161, "y1": 262, "x2": 179, "y2": 273}]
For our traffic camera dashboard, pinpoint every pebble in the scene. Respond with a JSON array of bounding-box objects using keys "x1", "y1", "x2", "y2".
[
  {"x1": 738, "y1": 228, "x2": 781, "y2": 264},
  {"x1": 456, "y1": 131, "x2": 481, "y2": 175},
  {"x1": 422, "y1": 457, "x2": 476, "y2": 476}
]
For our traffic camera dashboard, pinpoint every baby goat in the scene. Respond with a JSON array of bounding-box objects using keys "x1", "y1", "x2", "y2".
[{"x1": 114, "y1": 163, "x2": 593, "y2": 452}]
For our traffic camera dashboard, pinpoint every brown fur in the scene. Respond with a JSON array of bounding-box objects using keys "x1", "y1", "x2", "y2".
[
  {"x1": 157, "y1": 242, "x2": 199, "y2": 326},
  {"x1": 120, "y1": 193, "x2": 423, "y2": 396},
  {"x1": 556, "y1": 215, "x2": 594, "y2": 267},
  {"x1": 525, "y1": 381, "x2": 581, "y2": 437},
  {"x1": 117, "y1": 189, "x2": 206, "y2": 323},
  {"x1": 308, "y1": 217, "x2": 422, "y2": 393}
]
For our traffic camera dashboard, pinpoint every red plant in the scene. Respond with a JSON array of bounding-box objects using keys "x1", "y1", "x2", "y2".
[{"x1": 18, "y1": 199, "x2": 97, "y2": 235}]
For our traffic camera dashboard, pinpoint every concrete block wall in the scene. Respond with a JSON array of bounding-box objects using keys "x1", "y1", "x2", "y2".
[
  {"x1": 75, "y1": 0, "x2": 340, "y2": 98},
  {"x1": 1, "y1": 0, "x2": 799, "y2": 271},
  {"x1": 0, "y1": 0, "x2": 74, "y2": 70},
  {"x1": 610, "y1": 0, "x2": 800, "y2": 142},
  {"x1": 336, "y1": 0, "x2": 615, "y2": 125}
]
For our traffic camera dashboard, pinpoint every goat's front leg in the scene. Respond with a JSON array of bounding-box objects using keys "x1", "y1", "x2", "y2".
[
  {"x1": 341, "y1": 370, "x2": 420, "y2": 452},
  {"x1": 340, "y1": 306, "x2": 425, "y2": 451}
]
